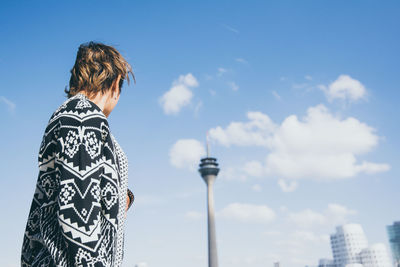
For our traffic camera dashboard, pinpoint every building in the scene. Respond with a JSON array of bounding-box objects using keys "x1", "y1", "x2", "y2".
[
  {"x1": 328, "y1": 224, "x2": 392, "y2": 267},
  {"x1": 387, "y1": 221, "x2": 400, "y2": 267},
  {"x1": 318, "y1": 258, "x2": 335, "y2": 267},
  {"x1": 331, "y1": 224, "x2": 369, "y2": 267},
  {"x1": 360, "y1": 243, "x2": 392, "y2": 267}
]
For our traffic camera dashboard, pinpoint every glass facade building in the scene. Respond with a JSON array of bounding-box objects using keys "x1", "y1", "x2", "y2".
[{"x1": 387, "y1": 221, "x2": 400, "y2": 267}]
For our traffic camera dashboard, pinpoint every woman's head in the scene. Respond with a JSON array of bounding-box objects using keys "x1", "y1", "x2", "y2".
[{"x1": 65, "y1": 41, "x2": 135, "y2": 99}]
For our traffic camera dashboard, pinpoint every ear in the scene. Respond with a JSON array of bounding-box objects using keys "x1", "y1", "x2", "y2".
[{"x1": 112, "y1": 75, "x2": 121, "y2": 98}]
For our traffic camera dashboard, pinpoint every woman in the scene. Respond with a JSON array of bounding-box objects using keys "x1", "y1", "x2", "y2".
[{"x1": 21, "y1": 42, "x2": 135, "y2": 267}]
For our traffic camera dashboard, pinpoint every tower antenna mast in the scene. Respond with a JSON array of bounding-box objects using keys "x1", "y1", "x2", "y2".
[{"x1": 206, "y1": 131, "x2": 210, "y2": 158}]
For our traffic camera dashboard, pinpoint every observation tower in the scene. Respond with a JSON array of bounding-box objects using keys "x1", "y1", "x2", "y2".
[{"x1": 198, "y1": 137, "x2": 220, "y2": 267}]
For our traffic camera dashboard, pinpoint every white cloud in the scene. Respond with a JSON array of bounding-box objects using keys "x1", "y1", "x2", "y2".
[
  {"x1": 305, "y1": 75, "x2": 313, "y2": 81},
  {"x1": 242, "y1": 161, "x2": 265, "y2": 177},
  {"x1": 264, "y1": 104, "x2": 389, "y2": 180},
  {"x1": 280, "y1": 206, "x2": 288, "y2": 213},
  {"x1": 277, "y1": 179, "x2": 298, "y2": 192},
  {"x1": 221, "y1": 24, "x2": 239, "y2": 34},
  {"x1": 178, "y1": 73, "x2": 199, "y2": 87},
  {"x1": 194, "y1": 100, "x2": 202, "y2": 116},
  {"x1": 159, "y1": 73, "x2": 199, "y2": 115},
  {"x1": 217, "y1": 67, "x2": 228, "y2": 77},
  {"x1": 0, "y1": 96, "x2": 16, "y2": 112},
  {"x1": 287, "y1": 209, "x2": 326, "y2": 228},
  {"x1": 325, "y1": 203, "x2": 357, "y2": 225},
  {"x1": 169, "y1": 139, "x2": 206, "y2": 171},
  {"x1": 354, "y1": 161, "x2": 390, "y2": 174},
  {"x1": 252, "y1": 184, "x2": 262, "y2": 192},
  {"x1": 218, "y1": 162, "x2": 264, "y2": 182},
  {"x1": 209, "y1": 89, "x2": 216, "y2": 96},
  {"x1": 209, "y1": 104, "x2": 389, "y2": 189},
  {"x1": 218, "y1": 202, "x2": 276, "y2": 223},
  {"x1": 135, "y1": 262, "x2": 148, "y2": 267},
  {"x1": 228, "y1": 81, "x2": 239, "y2": 91},
  {"x1": 272, "y1": 90, "x2": 281, "y2": 100},
  {"x1": 235, "y1": 58, "x2": 248, "y2": 64},
  {"x1": 218, "y1": 166, "x2": 247, "y2": 181},
  {"x1": 287, "y1": 203, "x2": 356, "y2": 228},
  {"x1": 209, "y1": 111, "x2": 276, "y2": 147},
  {"x1": 319, "y1": 74, "x2": 367, "y2": 102}
]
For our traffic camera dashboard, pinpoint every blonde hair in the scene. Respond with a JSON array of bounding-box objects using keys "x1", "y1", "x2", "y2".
[{"x1": 65, "y1": 41, "x2": 135, "y2": 98}]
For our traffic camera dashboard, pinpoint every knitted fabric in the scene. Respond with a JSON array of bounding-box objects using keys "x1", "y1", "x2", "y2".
[{"x1": 21, "y1": 92, "x2": 129, "y2": 267}]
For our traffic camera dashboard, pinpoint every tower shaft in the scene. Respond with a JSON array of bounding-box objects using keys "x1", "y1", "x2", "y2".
[{"x1": 206, "y1": 176, "x2": 218, "y2": 267}]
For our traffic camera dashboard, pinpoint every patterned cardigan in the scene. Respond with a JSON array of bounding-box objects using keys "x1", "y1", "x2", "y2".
[{"x1": 21, "y1": 93, "x2": 130, "y2": 267}]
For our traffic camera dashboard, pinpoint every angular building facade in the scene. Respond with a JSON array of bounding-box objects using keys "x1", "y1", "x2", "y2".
[
  {"x1": 387, "y1": 221, "x2": 400, "y2": 267},
  {"x1": 360, "y1": 243, "x2": 393, "y2": 267},
  {"x1": 328, "y1": 224, "x2": 392, "y2": 267},
  {"x1": 331, "y1": 224, "x2": 369, "y2": 267}
]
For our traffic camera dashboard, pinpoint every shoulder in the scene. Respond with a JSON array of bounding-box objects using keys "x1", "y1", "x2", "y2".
[
  {"x1": 49, "y1": 93, "x2": 113, "y2": 152},
  {"x1": 51, "y1": 93, "x2": 107, "y2": 120},
  {"x1": 48, "y1": 93, "x2": 109, "y2": 131}
]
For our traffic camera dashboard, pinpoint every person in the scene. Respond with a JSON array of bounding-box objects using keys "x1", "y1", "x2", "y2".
[{"x1": 21, "y1": 41, "x2": 135, "y2": 267}]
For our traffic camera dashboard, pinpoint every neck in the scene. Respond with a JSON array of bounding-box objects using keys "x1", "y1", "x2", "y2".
[{"x1": 79, "y1": 91, "x2": 110, "y2": 117}]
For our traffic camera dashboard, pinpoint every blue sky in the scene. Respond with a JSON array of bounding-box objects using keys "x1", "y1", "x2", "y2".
[{"x1": 0, "y1": 1, "x2": 399, "y2": 266}]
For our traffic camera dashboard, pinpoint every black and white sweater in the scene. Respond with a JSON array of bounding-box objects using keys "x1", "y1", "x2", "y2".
[{"x1": 21, "y1": 92, "x2": 130, "y2": 267}]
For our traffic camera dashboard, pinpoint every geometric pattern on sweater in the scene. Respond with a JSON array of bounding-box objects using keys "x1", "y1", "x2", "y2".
[
  {"x1": 21, "y1": 92, "x2": 128, "y2": 267},
  {"x1": 111, "y1": 133, "x2": 129, "y2": 266}
]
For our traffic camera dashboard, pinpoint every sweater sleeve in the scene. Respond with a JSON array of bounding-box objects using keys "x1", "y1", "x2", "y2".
[{"x1": 55, "y1": 114, "x2": 120, "y2": 266}]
